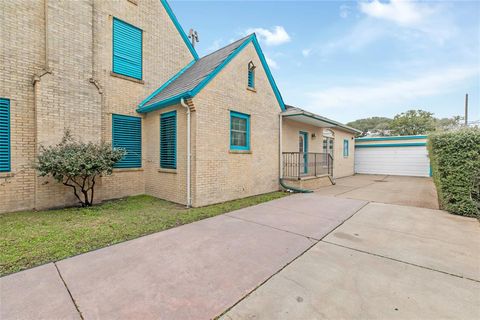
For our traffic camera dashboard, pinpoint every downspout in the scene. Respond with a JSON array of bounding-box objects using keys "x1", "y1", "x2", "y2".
[
  {"x1": 181, "y1": 98, "x2": 191, "y2": 207},
  {"x1": 279, "y1": 113, "x2": 283, "y2": 179},
  {"x1": 278, "y1": 113, "x2": 312, "y2": 193}
]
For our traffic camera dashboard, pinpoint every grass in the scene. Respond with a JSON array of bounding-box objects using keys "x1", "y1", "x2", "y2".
[{"x1": 0, "y1": 192, "x2": 287, "y2": 276}]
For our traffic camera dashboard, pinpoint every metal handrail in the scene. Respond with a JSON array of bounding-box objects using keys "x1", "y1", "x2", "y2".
[{"x1": 282, "y1": 152, "x2": 333, "y2": 180}]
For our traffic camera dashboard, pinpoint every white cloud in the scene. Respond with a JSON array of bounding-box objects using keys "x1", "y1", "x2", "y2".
[
  {"x1": 320, "y1": 19, "x2": 388, "y2": 55},
  {"x1": 306, "y1": 66, "x2": 479, "y2": 111},
  {"x1": 266, "y1": 57, "x2": 279, "y2": 69},
  {"x1": 246, "y1": 26, "x2": 291, "y2": 46},
  {"x1": 359, "y1": 0, "x2": 425, "y2": 26},
  {"x1": 358, "y1": 0, "x2": 456, "y2": 43},
  {"x1": 302, "y1": 49, "x2": 311, "y2": 57}
]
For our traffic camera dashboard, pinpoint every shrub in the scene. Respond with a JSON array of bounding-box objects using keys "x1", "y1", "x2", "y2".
[
  {"x1": 37, "y1": 131, "x2": 126, "y2": 207},
  {"x1": 428, "y1": 128, "x2": 480, "y2": 217}
]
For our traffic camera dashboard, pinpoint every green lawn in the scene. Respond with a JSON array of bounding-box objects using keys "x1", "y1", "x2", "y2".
[{"x1": 0, "y1": 192, "x2": 287, "y2": 276}]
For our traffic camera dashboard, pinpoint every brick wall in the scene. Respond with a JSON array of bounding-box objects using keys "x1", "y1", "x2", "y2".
[
  {"x1": 0, "y1": 0, "x2": 193, "y2": 213},
  {"x1": 192, "y1": 43, "x2": 281, "y2": 207}
]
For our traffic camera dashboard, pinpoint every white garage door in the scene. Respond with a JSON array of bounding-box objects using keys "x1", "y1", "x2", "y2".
[{"x1": 355, "y1": 146, "x2": 430, "y2": 177}]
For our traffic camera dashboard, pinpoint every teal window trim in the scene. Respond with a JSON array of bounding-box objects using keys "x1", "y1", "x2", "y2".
[
  {"x1": 0, "y1": 98, "x2": 11, "y2": 172},
  {"x1": 112, "y1": 17, "x2": 143, "y2": 80},
  {"x1": 343, "y1": 139, "x2": 349, "y2": 157},
  {"x1": 160, "y1": 110, "x2": 177, "y2": 169},
  {"x1": 248, "y1": 68, "x2": 255, "y2": 89},
  {"x1": 112, "y1": 114, "x2": 142, "y2": 168},
  {"x1": 230, "y1": 111, "x2": 250, "y2": 151}
]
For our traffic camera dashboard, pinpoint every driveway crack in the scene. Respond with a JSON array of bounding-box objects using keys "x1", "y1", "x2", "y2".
[{"x1": 54, "y1": 263, "x2": 84, "y2": 320}]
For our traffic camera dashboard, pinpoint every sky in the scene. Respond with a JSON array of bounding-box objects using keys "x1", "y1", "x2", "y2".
[{"x1": 169, "y1": 0, "x2": 480, "y2": 123}]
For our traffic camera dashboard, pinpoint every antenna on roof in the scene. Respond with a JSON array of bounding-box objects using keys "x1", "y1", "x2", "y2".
[{"x1": 188, "y1": 29, "x2": 199, "y2": 48}]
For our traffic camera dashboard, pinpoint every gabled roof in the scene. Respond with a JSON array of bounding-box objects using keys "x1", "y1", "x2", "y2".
[
  {"x1": 137, "y1": 34, "x2": 286, "y2": 113},
  {"x1": 160, "y1": 0, "x2": 198, "y2": 60},
  {"x1": 283, "y1": 105, "x2": 361, "y2": 134}
]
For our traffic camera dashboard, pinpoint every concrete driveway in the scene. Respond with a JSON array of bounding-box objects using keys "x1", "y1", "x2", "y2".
[
  {"x1": 2, "y1": 175, "x2": 479, "y2": 319},
  {"x1": 0, "y1": 194, "x2": 367, "y2": 320},
  {"x1": 315, "y1": 174, "x2": 439, "y2": 209},
  {"x1": 222, "y1": 176, "x2": 480, "y2": 319}
]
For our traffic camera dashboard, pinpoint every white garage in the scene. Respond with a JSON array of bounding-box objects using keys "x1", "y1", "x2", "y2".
[{"x1": 354, "y1": 136, "x2": 431, "y2": 177}]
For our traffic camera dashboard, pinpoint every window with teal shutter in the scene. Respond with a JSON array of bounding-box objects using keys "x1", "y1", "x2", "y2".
[
  {"x1": 343, "y1": 139, "x2": 349, "y2": 157},
  {"x1": 113, "y1": 18, "x2": 143, "y2": 80},
  {"x1": 160, "y1": 111, "x2": 176, "y2": 169},
  {"x1": 0, "y1": 98, "x2": 10, "y2": 172},
  {"x1": 112, "y1": 114, "x2": 142, "y2": 168}
]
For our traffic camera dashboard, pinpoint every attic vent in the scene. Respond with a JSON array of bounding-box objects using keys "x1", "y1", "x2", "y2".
[{"x1": 248, "y1": 61, "x2": 256, "y2": 89}]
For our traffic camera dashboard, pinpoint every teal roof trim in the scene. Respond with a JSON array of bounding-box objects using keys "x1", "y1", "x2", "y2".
[
  {"x1": 251, "y1": 35, "x2": 286, "y2": 111},
  {"x1": 356, "y1": 135, "x2": 427, "y2": 142},
  {"x1": 160, "y1": 0, "x2": 199, "y2": 60},
  {"x1": 137, "y1": 92, "x2": 192, "y2": 114},
  {"x1": 355, "y1": 142, "x2": 427, "y2": 148},
  {"x1": 137, "y1": 60, "x2": 195, "y2": 109},
  {"x1": 137, "y1": 34, "x2": 286, "y2": 113},
  {"x1": 188, "y1": 35, "x2": 253, "y2": 96}
]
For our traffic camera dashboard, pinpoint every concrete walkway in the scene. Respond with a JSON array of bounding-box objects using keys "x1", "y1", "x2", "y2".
[
  {"x1": 222, "y1": 176, "x2": 480, "y2": 319},
  {"x1": 0, "y1": 194, "x2": 367, "y2": 320},
  {"x1": 2, "y1": 175, "x2": 479, "y2": 319}
]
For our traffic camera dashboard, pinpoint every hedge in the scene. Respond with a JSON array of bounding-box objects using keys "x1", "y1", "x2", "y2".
[{"x1": 428, "y1": 128, "x2": 480, "y2": 218}]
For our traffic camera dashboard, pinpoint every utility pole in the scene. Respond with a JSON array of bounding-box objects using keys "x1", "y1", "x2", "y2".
[
  {"x1": 464, "y1": 93, "x2": 468, "y2": 126},
  {"x1": 188, "y1": 29, "x2": 199, "y2": 48}
]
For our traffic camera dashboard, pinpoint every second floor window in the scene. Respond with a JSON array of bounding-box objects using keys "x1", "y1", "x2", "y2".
[{"x1": 113, "y1": 18, "x2": 143, "y2": 80}]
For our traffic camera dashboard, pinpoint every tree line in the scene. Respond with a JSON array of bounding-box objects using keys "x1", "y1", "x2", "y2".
[{"x1": 347, "y1": 109, "x2": 464, "y2": 137}]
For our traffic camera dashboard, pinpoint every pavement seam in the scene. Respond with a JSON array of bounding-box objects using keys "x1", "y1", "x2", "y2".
[
  {"x1": 225, "y1": 214, "x2": 320, "y2": 241},
  {"x1": 333, "y1": 181, "x2": 378, "y2": 197},
  {"x1": 321, "y1": 240, "x2": 480, "y2": 283},
  {"x1": 54, "y1": 263, "x2": 85, "y2": 320},
  {"x1": 216, "y1": 200, "x2": 370, "y2": 319}
]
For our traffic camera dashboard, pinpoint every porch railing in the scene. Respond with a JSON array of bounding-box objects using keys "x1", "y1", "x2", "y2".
[{"x1": 282, "y1": 152, "x2": 333, "y2": 180}]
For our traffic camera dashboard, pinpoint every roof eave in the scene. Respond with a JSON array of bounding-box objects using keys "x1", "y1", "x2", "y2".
[
  {"x1": 283, "y1": 111, "x2": 361, "y2": 134},
  {"x1": 136, "y1": 92, "x2": 192, "y2": 113},
  {"x1": 138, "y1": 60, "x2": 196, "y2": 109}
]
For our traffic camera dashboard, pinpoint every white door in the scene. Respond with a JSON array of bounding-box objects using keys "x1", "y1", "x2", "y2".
[{"x1": 355, "y1": 146, "x2": 430, "y2": 177}]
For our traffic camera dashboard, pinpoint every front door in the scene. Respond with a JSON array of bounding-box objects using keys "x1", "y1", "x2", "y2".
[{"x1": 299, "y1": 132, "x2": 308, "y2": 174}]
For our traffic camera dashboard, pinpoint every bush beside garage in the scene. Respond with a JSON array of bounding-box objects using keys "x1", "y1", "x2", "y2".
[{"x1": 428, "y1": 128, "x2": 480, "y2": 218}]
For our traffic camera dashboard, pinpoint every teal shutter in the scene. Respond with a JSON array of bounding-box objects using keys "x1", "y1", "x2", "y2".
[
  {"x1": 113, "y1": 18, "x2": 143, "y2": 80},
  {"x1": 0, "y1": 98, "x2": 10, "y2": 172},
  {"x1": 248, "y1": 69, "x2": 255, "y2": 88},
  {"x1": 160, "y1": 111, "x2": 176, "y2": 169},
  {"x1": 112, "y1": 114, "x2": 142, "y2": 168}
]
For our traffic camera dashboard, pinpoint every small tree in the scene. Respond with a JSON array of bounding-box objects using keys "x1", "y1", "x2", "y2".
[
  {"x1": 37, "y1": 132, "x2": 126, "y2": 207},
  {"x1": 390, "y1": 109, "x2": 436, "y2": 135}
]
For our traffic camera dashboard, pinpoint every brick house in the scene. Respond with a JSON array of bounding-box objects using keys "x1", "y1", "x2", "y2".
[{"x1": 0, "y1": 0, "x2": 359, "y2": 213}]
